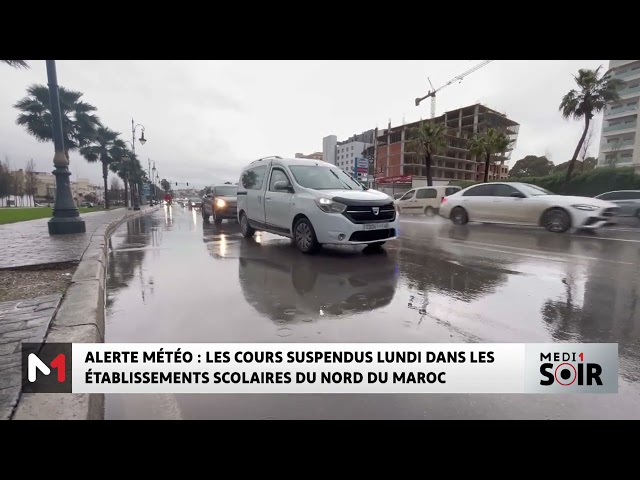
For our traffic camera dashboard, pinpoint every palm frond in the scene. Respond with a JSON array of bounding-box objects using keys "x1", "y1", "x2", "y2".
[{"x1": 2, "y1": 60, "x2": 29, "y2": 69}]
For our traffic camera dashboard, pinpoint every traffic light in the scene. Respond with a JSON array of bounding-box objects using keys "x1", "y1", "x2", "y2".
[
  {"x1": 187, "y1": 182, "x2": 189, "y2": 186},
  {"x1": 175, "y1": 182, "x2": 178, "y2": 186}
]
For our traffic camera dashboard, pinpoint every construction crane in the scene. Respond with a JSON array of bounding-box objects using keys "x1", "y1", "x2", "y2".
[{"x1": 415, "y1": 60, "x2": 494, "y2": 118}]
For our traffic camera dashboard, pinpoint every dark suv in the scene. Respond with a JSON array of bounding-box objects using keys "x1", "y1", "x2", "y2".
[{"x1": 202, "y1": 184, "x2": 238, "y2": 224}]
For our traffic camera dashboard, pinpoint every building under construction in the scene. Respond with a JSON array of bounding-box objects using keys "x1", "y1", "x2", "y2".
[{"x1": 373, "y1": 103, "x2": 519, "y2": 185}]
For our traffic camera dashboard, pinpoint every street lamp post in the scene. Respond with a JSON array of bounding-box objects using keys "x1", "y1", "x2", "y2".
[
  {"x1": 151, "y1": 161, "x2": 156, "y2": 203},
  {"x1": 46, "y1": 60, "x2": 86, "y2": 235},
  {"x1": 131, "y1": 119, "x2": 146, "y2": 211}
]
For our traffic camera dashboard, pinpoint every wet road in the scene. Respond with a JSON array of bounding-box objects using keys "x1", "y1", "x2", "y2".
[{"x1": 105, "y1": 205, "x2": 640, "y2": 419}]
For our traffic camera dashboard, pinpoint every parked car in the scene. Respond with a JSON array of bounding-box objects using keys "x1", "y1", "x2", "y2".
[
  {"x1": 438, "y1": 182, "x2": 619, "y2": 233},
  {"x1": 594, "y1": 190, "x2": 640, "y2": 218},
  {"x1": 202, "y1": 184, "x2": 238, "y2": 224},
  {"x1": 80, "y1": 201, "x2": 94, "y2": 207},
  {"x1": 394, "y1": 185, "x2": 461, "y2": 216},
  {"x1": 237, "y1": 156, "x2": 399, "y2": 253}
]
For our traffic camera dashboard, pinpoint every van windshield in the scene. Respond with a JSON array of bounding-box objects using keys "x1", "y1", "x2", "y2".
[{"x1": 289, "y1": 166, "x2": 363, "y2": 191}]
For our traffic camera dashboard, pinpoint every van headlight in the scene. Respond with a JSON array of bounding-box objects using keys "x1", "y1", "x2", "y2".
[
  {"x1": 216, "y1": 198, "x2": 227, "y2": 208},
  {"x1": 571, "y1": 204, "x2": 599, "y2": 211},
  {"x1": 315, "y1": 197, "x2": 346, "y2": 213}
]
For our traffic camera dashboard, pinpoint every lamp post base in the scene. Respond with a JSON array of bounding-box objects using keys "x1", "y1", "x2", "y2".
[
  {"x1": 48, "y1": 216, "x2": 86, "y2": 234},
  {"x1": 48, "y1": 166, "x2": 86, "y2": 235}
]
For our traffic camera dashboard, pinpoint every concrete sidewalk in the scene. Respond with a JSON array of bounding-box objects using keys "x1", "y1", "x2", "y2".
[{"x1": 0, "y1": 205, "x2": 158, "y2": 420}]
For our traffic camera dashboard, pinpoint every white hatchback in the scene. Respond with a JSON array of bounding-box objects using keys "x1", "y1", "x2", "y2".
[
  {"x1": 439, "y1": 182, "x2": 620, "y2": 232},
  {"x1": 236, "y1": 156, "x2": 400, "y2": 253}
]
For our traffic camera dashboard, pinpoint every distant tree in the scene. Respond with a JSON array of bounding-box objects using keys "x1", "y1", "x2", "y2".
[
  {"x1": 559, "y1": 66, "x2": 623, "y2": 185},
  {"x1": 469, "y1": 128, "x2": 513, "y2": 183},
  {"x1": 80, "y1": 126, "x2": 124, "y2": 209},
  {"x1": 14, "y1": 84, "x2": 101, "y2": 161},
  {"x1": 405, "y1": 121, "x2": 448, "y2": 186},
  {"x1": 24, "y1": 159, "x2": 37, "y2": 207},
  {"x1": 509, "y1": 155, "x2": 554, "y2": 177},
  {"x1": 2, "y1": 60, "x2": 29, "y2": 69},
  {"x1": 582, "y1": 157, "x2": 597, "y2": 171},
  {"x1": 84, "y1": 193, "x2": 98, "y2": 203},
  {"x1": 0, "y1": 159, "x2": 10, "y2": 207},
  {"x1": 161, "y1": 178, "x2": 171, "y2": 192}
]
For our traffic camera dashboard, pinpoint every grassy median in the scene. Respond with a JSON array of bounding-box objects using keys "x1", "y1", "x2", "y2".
[{"x1": 0, "y1": 206, "x2": 123, "y2": 225}]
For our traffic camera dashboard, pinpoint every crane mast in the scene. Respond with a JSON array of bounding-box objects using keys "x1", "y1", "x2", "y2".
[{"x1": 415, "y1": 60, "x2": 494, "y2": 118}]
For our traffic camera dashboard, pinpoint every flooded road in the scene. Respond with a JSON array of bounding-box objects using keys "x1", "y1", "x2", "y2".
[{"x1": 105, "y1": 205, "x2": 640, "y2": 419}]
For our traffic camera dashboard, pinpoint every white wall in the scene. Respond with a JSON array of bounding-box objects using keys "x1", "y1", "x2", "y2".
[
  {"x1": 322, "y1": 135, "x2": 337, "y2": 165},
  {"x1": 334, "y1": 141, "x2": 371, "y2": 175}
]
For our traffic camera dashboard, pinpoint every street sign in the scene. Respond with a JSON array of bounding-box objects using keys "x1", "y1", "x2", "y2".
[{"x1": 356, "y1": 157, "x2": 368, "y2": 169}]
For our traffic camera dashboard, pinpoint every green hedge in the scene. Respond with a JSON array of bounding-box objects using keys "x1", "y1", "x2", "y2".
[{"x1": 450, "y1": 167, "x2": 640, "y2": 197}]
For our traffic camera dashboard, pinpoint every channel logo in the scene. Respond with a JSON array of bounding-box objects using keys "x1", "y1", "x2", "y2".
[
  {"x1": 21, "y1": 343, "x2": 72, "y2": 393},
  {"x1": 525, "y1": 343, "x2": 618, "y2": 394},
  {"x1": 539, "y1": 351, "x2": 602, "y2": 387}
]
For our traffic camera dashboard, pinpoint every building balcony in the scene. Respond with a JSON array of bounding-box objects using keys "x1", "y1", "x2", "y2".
[
  {"x1": 602, "y1": 121, "x2": 637, "y2": 133},
  {"x1": 619, "y1": 85, "x2": 640, "y2": 97},
  {"x1": 605, "y1": 104, "x2": 638, "y2": 118},
  {"x1": 601, "y1": 140, "x2": 635, "y2": 152},
  {"x1": 614, "y1": 68, "x2": 640, "y2": 81}
]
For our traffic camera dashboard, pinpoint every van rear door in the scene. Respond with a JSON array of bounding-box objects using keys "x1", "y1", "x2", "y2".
[{"x1": 241, "y1": 163, "x2": 269, "y2": 227}]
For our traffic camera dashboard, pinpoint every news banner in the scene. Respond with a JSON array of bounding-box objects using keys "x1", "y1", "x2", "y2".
[{"x1": 22, "y1": 343, "x2": 619, "y2": 394}]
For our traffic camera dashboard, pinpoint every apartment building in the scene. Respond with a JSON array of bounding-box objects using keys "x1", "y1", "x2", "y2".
[
  {"x1": 323, "y1": 129, "x2": 376, "y2": 176},
  {"x1": 597, "y1": 60, "x2": 640, "y2": 172},
  {"x1": 374, "y1": 104, "x2": 518, "y2": 184}
]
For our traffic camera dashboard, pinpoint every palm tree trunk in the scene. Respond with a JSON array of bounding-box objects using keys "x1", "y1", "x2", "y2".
[
  {"x1": 425, "y1": 154, "x2": 433, "y2": 186},
  {"x1": 484, "y1": 153, "x2": 491, "y2": 183},
  {"x1": 565, "y1": 116, "x2": 591, "y2": 188},
  {"x1": 102, "y1": 161, "x2": 109, "y2": 209},
  {"x1": 124, "y1": 178, "x2": 129, "y2": 208}
]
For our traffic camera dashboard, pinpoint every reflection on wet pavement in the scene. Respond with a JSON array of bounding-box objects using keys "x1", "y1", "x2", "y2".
[{"x1": 105, "y1": 205, "x2": 640, "y2": 419}]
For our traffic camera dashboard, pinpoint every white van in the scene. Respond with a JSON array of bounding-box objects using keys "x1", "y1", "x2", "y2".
[
  {"x1": 237, "y1": 156, "x2": 400, "y2": 254},
  {"x1": 394, "y1": 185, "x2": 461, "y2": 216}
]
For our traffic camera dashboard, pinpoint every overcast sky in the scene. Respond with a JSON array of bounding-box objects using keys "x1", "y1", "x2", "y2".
[{"x1": 0, "y1": 60, "x2": 608, "y2": 188}]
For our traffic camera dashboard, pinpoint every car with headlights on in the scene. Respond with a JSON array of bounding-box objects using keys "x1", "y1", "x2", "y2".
[
  {"x1": 188, "y1": 197, "x2": 202, "y2": 209},
  {"x1": 236, "y1": 156, "x2": 398, "y2": 253},
  {"x1": 438, "y1": 182, "x2": 620, "y2": 233},
  {"x1": 202, "y1": 184, "x2": 238, "y2": 224}
]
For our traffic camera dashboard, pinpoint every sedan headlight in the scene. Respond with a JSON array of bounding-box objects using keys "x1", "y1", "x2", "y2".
[
  {"x1": 571, "y1": 204, "x2": 599, "y2": 211},
  {"x1": 314, "y1": 197, "x2": 346, "y2": 214},
  {"x1": 216, "y1": 198, "x2": 227, "y2": 208}
]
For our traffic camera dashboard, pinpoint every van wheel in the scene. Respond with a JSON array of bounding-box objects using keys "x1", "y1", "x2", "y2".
[
  {"x1": 240, "y1": 213, "x2": 255, "y2": 238},
  {"x1": 424, "y1": 206, "x2": 435, "y2": 217},
  {"x1": 451, "y1": 207, "x2": 468, "y2": 225},
  {"x1": 293, "y1": 217, "x2": 320, "y2": 254}
]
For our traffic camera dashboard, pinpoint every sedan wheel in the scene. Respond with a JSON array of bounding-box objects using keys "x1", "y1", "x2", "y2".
[
  {"x1": 451, "y1": 207, "x2": 468, "y2": 225},
  {"x1": 543, "y1": 208, "x2": 571, "y2": 233}
]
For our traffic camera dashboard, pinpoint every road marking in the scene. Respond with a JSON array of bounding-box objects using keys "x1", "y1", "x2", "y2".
[
  {"x1": 431, "y1": 237, "x2": 637, "y2": 265},
  {"x1": 399, "y1": 218, "x2": 640, "y2": 244}
]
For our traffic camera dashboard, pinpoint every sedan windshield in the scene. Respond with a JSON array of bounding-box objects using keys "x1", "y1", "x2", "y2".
[
  {"x1": 519, "y1": 184, "x2": 553, "y2": 196},
  {"x1": 214, "y1": 186, "x2": 237, "y2": 196},
  {"x1": 288, "y1": 166, "x2": 363, "y2": 191}
]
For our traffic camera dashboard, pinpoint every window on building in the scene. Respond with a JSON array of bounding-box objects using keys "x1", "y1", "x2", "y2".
[{"x1": 351, "y1": 146, "x2": 354, "y2": 150}]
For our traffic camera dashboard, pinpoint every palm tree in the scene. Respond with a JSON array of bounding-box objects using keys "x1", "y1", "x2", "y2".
[
  {"x1": 405, "y1": 121, "x2": 448, "y2": 186},
  {"x1": 2, "y1": 60, "x2": 29, "y2": 69},
  {"x1": 469, "y1": 128, "x2": 513, "y2": 183},
  {"x1": 80, "y1": 127, "x2": 124, "y2": 209},
  {"x1": 559, "y1": 66, "x2": 623, "y2": 186},
  {"x1": 14, "y1": 84, "x2": 101, "y2": 160},
  {"x1": 110, "y1": 147, "x2": 144, "y2": 208}
]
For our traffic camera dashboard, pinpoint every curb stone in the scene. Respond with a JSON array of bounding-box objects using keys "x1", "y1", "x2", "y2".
[{"x1": 11, "y1": 206, "x2": 160, "y2": 420}]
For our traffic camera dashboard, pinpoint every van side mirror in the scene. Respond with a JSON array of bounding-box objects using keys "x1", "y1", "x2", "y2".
[{"x1": 274, "y1": 181, "x2": 293, "y2": 192}]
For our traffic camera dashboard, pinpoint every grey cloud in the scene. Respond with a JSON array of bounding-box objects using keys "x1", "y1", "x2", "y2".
[{"x1": 0, "y1": 60, "x2": 610, "y2": 188}]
